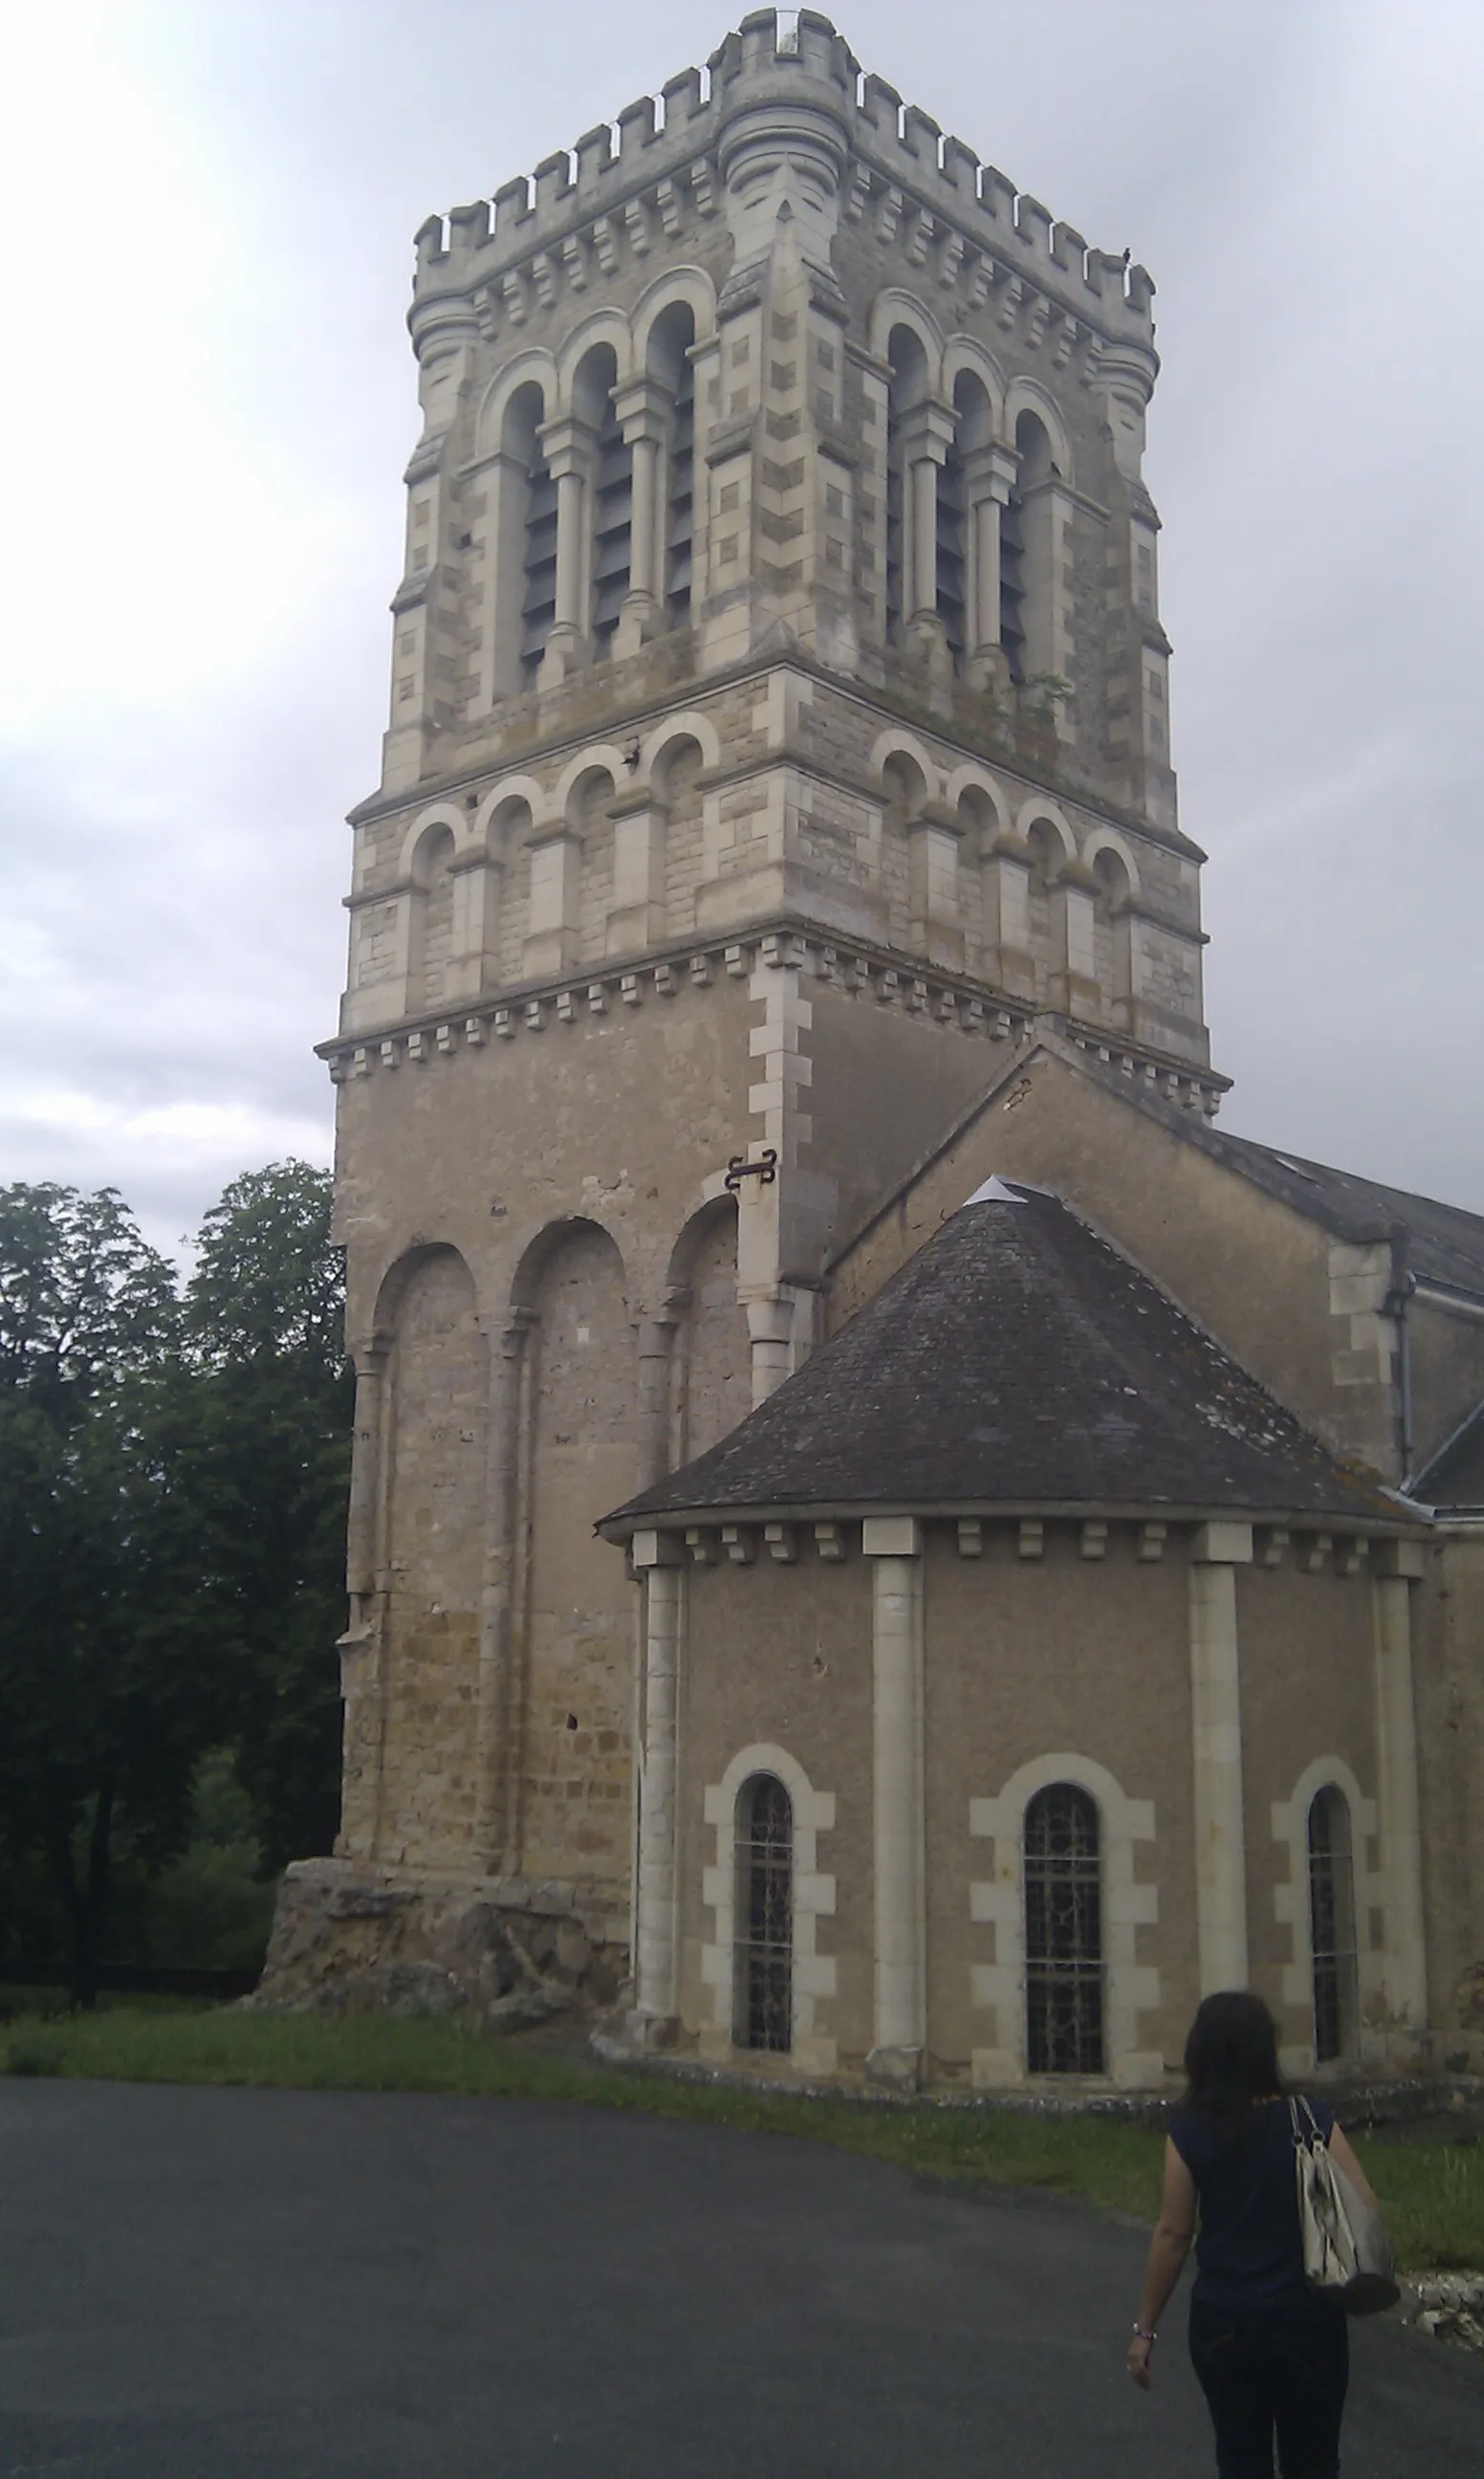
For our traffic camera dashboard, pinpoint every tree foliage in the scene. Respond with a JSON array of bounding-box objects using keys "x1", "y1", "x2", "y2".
[
  {"x1": 0, "y1": 1187, "x2": 205, "y2": 2000},
  {"x1": 0, "y1": 1166, "x2": 351, "y2": 2001},
  {"x1": 185, "y1": 1162, "x2": 352, "y2": 1874}
]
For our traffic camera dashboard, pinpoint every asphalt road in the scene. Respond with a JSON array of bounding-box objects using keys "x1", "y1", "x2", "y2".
[{"x1": 2, "y1": 2080, "x2": 1480, "y2": 2477}]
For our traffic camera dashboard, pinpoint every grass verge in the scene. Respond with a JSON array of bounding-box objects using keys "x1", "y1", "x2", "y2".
[{"x1": 2, "y1": 2006, "x2": 1478, "y2": 2273}]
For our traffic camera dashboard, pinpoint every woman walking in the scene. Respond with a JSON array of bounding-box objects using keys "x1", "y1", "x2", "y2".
[{"x1": 1127, "y1": 1990, "x2": 1381, "y2": 2476}]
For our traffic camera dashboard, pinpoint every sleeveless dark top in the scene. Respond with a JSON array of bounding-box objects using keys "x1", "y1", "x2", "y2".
[{"x1": 1168, "y1": 2094, "x2": 1335, "y2": 2310}]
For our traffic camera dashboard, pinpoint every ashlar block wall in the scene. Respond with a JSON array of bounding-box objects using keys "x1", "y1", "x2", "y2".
[{"x1": 327, "y1": 10, "x2": 1218, "y2": 1914}]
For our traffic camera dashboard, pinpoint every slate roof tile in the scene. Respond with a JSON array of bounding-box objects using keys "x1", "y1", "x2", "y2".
[{"x1": 605, "y1": 1183, "x2": 1404, "y2": 1529}]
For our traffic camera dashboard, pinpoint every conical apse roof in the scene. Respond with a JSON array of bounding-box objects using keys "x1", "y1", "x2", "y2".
[{"x1": 603, "y1": 1181, "x2": 1400, "y2": 1529}]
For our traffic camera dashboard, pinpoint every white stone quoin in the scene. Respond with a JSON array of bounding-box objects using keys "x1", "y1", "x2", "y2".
[{"x1": 1189, "y1": 1521, "x2": 1253, "y2": 1994}]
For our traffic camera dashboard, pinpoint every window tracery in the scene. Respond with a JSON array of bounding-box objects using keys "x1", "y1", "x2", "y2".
[
  {"x1": 1308, "y1": 1786, "x2": 1359, "y2": 2063},
  {"x1": 1024, "y1": 1782, "x2": 1104, "y2": 2074},
  {"x1": 734, "y1": 1771, "x2": 793, "y2": 2053}
]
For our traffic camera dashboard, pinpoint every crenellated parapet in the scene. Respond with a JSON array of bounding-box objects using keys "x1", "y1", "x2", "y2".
[
  {"x1": 382, "y1": 13, "x2": 1178, "y2": 866},
  {"x1": 361, "y1": 9, "x2": 1204, "y2": 1095},
  {"x1": 410, "y1": 11, "x2": 1153, "y2": 373}
]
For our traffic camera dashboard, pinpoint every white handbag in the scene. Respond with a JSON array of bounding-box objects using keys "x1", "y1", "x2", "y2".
[{"x1": 1290, "y1": 2095, "x2": 1400, "y2": 2315}]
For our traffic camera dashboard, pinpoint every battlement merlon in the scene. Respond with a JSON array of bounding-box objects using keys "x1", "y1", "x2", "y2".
[{"x1": 406, "y1": 10, "x2": 1157, "y2": 374}]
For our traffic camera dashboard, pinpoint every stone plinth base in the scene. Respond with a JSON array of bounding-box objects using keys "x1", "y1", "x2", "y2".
[
  {"x1": 251, "y1": 1856, "x2": 628, "y2": 2024},
  {"x1": 865, "y1": 2043, "x2": 924, "y2": 2092}
]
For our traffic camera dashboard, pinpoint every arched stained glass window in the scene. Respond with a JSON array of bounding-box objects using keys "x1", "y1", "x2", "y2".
[
  {"x1": 733, "y1": 1773, "x2": 792, "y2": 2053},
  {"x1": 1308, "y1": 1786, "x2": 1359, "y2": 2063},
  {"x1": 1024, "y1": 1783, "x2": 1104, "y2": 2074}
]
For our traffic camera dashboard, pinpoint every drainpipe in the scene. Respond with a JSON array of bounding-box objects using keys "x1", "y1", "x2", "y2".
[{"x1": 1385, "y1": 1262, "x2": 1416, "y2": 1491}]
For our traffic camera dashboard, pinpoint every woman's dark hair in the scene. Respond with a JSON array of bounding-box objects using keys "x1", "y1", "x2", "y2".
[{"x1": 1183, "y1": 1991, "x2": 1285, "y2": 2150}]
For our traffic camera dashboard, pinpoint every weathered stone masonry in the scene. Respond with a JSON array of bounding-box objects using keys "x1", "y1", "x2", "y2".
[{"x1": 257, "y1": 14, "x2": 1484, "y2": 2074}]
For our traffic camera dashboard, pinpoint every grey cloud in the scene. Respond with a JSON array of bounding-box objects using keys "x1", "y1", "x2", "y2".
[{"x1": 2, "y1": 0, "x2": 1479, "y2": 1244}]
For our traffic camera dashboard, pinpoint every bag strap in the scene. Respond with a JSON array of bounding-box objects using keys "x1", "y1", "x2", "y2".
[{"x1": 1290, "y1": 2095, "x2": 1325, "y2": 2149}]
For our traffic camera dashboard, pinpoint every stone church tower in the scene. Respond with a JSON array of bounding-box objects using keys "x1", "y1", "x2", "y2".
[{"x1": 303, "y1": 11, "x2": 1233, "y2": 2000}]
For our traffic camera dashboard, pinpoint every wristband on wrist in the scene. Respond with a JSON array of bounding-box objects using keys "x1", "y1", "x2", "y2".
[{"x1": 1131, "y1": 2324, "x2": 1157, "y2": 2344}]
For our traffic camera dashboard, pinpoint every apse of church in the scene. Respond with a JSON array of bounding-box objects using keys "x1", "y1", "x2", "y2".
[{"x1": 260, "y1": 11, "x2": 1484, "y2": 2084}]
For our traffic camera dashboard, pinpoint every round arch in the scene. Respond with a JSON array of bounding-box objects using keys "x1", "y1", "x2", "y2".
[
  {"x1": 556, "y1": 309, "x2": 635, "y2": 407},
  {"x1": 868, "y1": 287, "x2": 945, "y2": 384},
  {"x1": 633, "y1": 266, "x2": 717, "y2": 363},
  {"x1": 942, "y1": 336, "x2": 1006, "y2": 432},
  {"x1": 868, "y1": 726, "x2": 941, "y2": 801},
  {"x1": 665, "y1": 1190, "x2": 739, "y2": 1296},
  {"x1": 475, "y1": 349, "x2": 558, "y2": 459},
  {"x1": 700, "y1": 1740, "x2": 838, "y2": 2059},
  {"x1": 945, "y1": 763, "x2": 1013, "y2": 845},
  {"x1": 1004, "y1": 378, "x2": 1072, "y2": 480},
  {"x1": 473, "y1": 771, "x2": 547, "y2": 848},
  {"x1": 552, "y1": 743, "x2": 628, "y2": 822},
  {"x1": 369, "y1": 1238, "x2": 479, "y2": 1348},
  {"x1": 398, "y1": 801, "x2": 467, "y2": 878},
  {"x1": 641, "y1": 709, "x2": 721, "y2": 780},
  {"x1": 1015, "y1": 797, "x2": 1076, "y2": 863},
  {"x1": 1272, "y1": 1753, "x2": 1380, "y2": 2059},
  {"x1": 970, "y1": 1749, "x2": 1158, "y2": 2088},
  {"x1": 1081, "y1": 826, "x2": 1142, "y2": 901},
  {"x1": 506, "y1": 1211, "x2": 630, "y2": 1316},
  {"x1": 990, "y1": 1749, "x2": 1140, "y2": 1836}
]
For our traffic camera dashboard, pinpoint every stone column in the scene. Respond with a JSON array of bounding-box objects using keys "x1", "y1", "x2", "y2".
[
  {"x1": 1189, "y1": 1522, "x2": 1253, "y2": 1992},
  {"x1": 521, "y1": 825, "x2": 582, "y2": 979},
  {"x1": 338, "y1": 1342, "x2": 388, "y2": 1859},
  {"x1": 606, "y1": 785, "x2": 667, "y2": 954},
  {"x1": 537, "y1": 414, "x2": 596, "y2": 683},
  {"x1": 612, "y1": 378, "x2": 668, "y2": 655},
  {"x1": 906, "y1": 800, "x2": 966, "y2": 971},
  {"x1": 554, "y1": 471, "x2": 584, "y2": 623},
  {"x1": 628, "y1": 436, "x2": 660, "y2": 599},
  {"x1": 746, "y1": 1295, "x2": 795, "y2": 1407},
  {"x1": 630, "y1": 1528, "x2": 685, "y2": 2038},
  {"x1": 900, "y1": 401, "x2": 955, "y2": 676},
  {"x1": 983, "y1": 832, "x2": 1036, "y2": 1000},
  {"x1": 475, "y1": 446, "x2": 535, "y2": 708},
  {"x1": 1050, "y1": 858, "x2": 1102, "y2": 1022},
  {"x1": 963, "y1": 443, "x2": 1016, "y2": 680},
  {"x1": 909, "y1": 452, "x2": 938, "y2": 620},
  {"x1": 1018, "y1": 472, "x2": 1077, "y2": 737},
  {"x1": 864, "y1": 1516, "x2": 926, "y2": 2084},
  {"x1": 473, "y1": 1317, "x2": 532, "y2": 1869},
  {"x1": 635, "y1": 1310, "x2": 679, "y2": 1489},
  {"x1": 1371, "y1": 1542, "x2": 1428, "y2": 2041},
  {"x1": 344, "y1": 1348, "x2": 386, "y2": 1601}
]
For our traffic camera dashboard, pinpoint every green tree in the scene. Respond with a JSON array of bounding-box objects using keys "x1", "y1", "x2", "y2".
[
  {"x1": 185, "y1": 1161, "x2": 351, "y2": 1873},
  {"x1": 0, "y1": 1186, "x2": 212, "y2": 2004}
]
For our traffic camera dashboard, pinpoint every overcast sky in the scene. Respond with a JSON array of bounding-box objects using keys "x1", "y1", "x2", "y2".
[{"x1": 2, "y1": 0, "x2": 1480, "y2": 1258}]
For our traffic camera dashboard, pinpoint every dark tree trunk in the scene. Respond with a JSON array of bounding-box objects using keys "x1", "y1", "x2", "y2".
[
  {"x1": 74, "y1": 1783, "x2": 115, "y2": 2009},
  {"x1": 46, "y1": 1777, "x2": 115, "y2": 2010}
]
